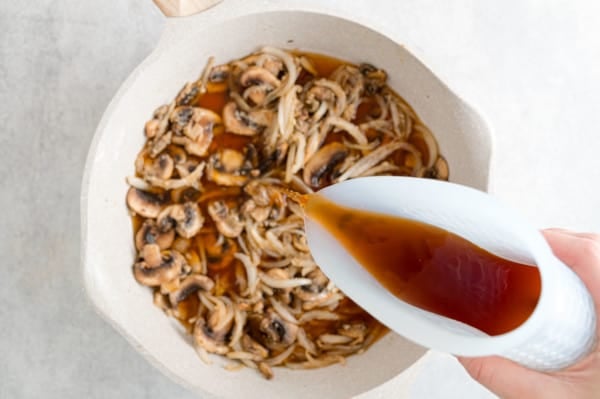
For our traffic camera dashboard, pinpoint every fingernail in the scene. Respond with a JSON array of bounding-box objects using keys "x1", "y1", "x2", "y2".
[{"x1": 543, "y1": 228, "x2": 571, "y2": 233}]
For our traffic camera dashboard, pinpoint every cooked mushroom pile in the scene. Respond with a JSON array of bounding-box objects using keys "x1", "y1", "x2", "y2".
[{"x1": 126, "y1": 47, "x2": 448, "y2": 379}]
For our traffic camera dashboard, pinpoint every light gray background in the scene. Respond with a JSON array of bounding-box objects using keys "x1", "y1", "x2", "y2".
[{"x1": 1, "y1": 0, "x2": 599, "y2": 398}]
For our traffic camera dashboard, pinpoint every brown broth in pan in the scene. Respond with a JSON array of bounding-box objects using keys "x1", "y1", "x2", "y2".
[
  {"x1": 129, "y1": 49, "x2": 448, "y2": 377},
  {"x1": 135, "y1": 53, "x2": 393, "y2": 340}
]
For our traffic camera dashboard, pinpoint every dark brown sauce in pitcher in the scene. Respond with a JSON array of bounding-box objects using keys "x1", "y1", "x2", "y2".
[{"x1": 304, "y1": 194, "x2": 542, "y2": 336}]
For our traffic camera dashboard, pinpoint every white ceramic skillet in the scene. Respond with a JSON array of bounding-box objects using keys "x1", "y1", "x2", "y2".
[{"x1": 81, "y1": 1, "x2": 494, "y2": 397}]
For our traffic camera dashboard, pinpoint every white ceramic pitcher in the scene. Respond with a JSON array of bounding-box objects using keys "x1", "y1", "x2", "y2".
[{"x1": 305, "y1": 176, "x2": 597, "y2": 371}]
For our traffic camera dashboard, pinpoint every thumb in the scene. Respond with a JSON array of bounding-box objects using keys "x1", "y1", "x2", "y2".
[{"x1": 458, "y1": 356, "x2": 562, "y2": 399}]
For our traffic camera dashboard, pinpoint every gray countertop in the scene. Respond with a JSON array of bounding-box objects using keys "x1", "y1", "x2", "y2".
[{"x1": 2, "y1": 1, "x2": 599, "y2": 398}]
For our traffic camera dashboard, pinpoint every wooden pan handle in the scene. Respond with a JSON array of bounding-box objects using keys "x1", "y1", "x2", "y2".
[{"x1": 153, "y1": 0, "x2": 223, "y2": 17}]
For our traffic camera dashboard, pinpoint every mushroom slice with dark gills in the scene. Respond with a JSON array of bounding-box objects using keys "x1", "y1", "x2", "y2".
[
  {"x1": 170, "y1": 186, "x2": 201, "y2": 204},
  {"x1": 170, "y1": 106, "x2": 221, "y2": 156},
  {"x1": 240, "y1": 66, "x2": 281, "y2": 88},
  {"x1": 193, "y1": 296, "x2": 235, "y2": 354},
  {"x1": 167, "y1": 145, "x2": 187, "y2": 165},
  {"x1": 302, "y1": 142, "x2": 349, "y2": 188},
  {"x1": 207, "y1": 148, "x2": 256, "y2": 187},
  {"x1": 222, "y1": 101, "x2": 274, "y2": 136},
  {"x1": 126, "y1": 187, "x2": 168, "y2": 218},
  {"x1": 170, "y1": 106, "x2": 221, "y2": 140},
  {"x1": 144, "y1": 153, "x2": 174, "y2": 181},
  {"x1": 207, "y1": 200, "x2": 244, "y2": 238},
  {"x1": 169, "y1": 274, "x2": 214, "y2": 306},
  {"x1": 133, "y1": 244, "x2": 186, "y2": 286},
  {"x1": 239, "y1": 66, "x2": 281, "y2": 106},
  {"x1": 239, "y1": 53, "x2": 284, "y2": 78},
  {"x1": 144, "y1": 103, "x2": 172, "y2": 139},
  {"x1": 359, "y1": 63, "x2": 388, "y2": 95},
  {"x1": 175, "y1": 82, "x2": 202, "y2": 106},
  {"x1": 293, "y1": 269, "x2": 329, "y2": 302},
  {"x1": 249, "y1": 309, "x2": 298, "y2": 351},
  {"x1": 135, "y1": 219, "x2": 175, "y2": 251},
  {"x1": 157, "y1": 202, "x2": 204, "y2": 239},
  {"x1": 304, "y1": 81, "x2": 345, "y2": 116},
  {"x1": 243, "y1": 180, "x2": 287, "y2": 221},
  {"x1": 208, "y1": 64, "x2": 230, "y2": 83}
]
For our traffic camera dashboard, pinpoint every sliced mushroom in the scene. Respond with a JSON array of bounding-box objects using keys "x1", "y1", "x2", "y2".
[
  {"x1": 359, "y1": 63, "x2": 387, "y2": 95},
  {"x1": 126, "y1": 187, "x2": 168, "y2": 218},
  {"x1": 175, "y1": 82, "x2": 200, "y2": 106},
  {"x1": 170, "y1": 106, "x2": 221, "y2": 141},
  {"x1": 171, "y1": 135, "x2": 213, "y2": 157},
  {"x1": 291, "y1": 238, "x2": 308, "y2": 256},
  {"x1": 240, "y1": 66, "x2": 281, "y2": 88},
  {"x1": 302, "y1": 142, "x2": 349, "y2": 188},
  {"x1": 142, "y1": 243, "x2": 162, "y2": 267},
  {"x1": 175, "y1": 160, "x2": 199, "y2": 178},
  {"x1": 243, "y1": 182, "x2": 287, "y2": 222},
  {"x1": 157, "y1": 202, "x2": 204, "y2": 238},
  {"x1": 294, "y1": 269, "x2": 329, "y2": 302},
  {"x1": 193, "y1": 317, "x2": 230, "y2": 355},
  {"x1": 167, "y1": 145, "x2": 187, "y2": 165},
  {"x1": 208, "y1": 64, "x2": 230, "y2": 83},
  {"x1": 169, "y1": 275, "x2": 214, "y2": 306},
  {"x1": 239, "y1": 54, "x2": 285, "y2": 78},
  {"x1": 220, "y1": 148, "x2": 245, "y2": 168},
  {"x1": 153, "y1": 290, "x2": 171, "y2": 313},
  {"x1": 207, "y1": 200, "x2": 244, "y2": 238},
  {"x1": 263, "y1": 56, "x2": 285, "y2": 78},
  {"x1": 250, "y1": 309, "x2": 298, "y2": 351},
  {"x1": 222, "y1": 102, "x2": 274, "y2": 136},
  {"x1": 266, "y1": 187, "x2": 287, "y2": 221},
  {"x1": 134, "y1": 148, "x2": 148, "y2": 176},
  {"x1": 171, "y1": 236, "x2": 192, "y2": 253},
  {"x1": 306, "y1": 84, "x2": 335, "y2": 105},
  {"x1": 206, "y1": 148, "x2": 253, "y2": 186},
  {"x1": 194, "y1": 296, "x2": 235, "y2": 354},
  {"x1": 135, "y1": 219, "x2": 175, "y2": 251},
  {"x1": 144, "y1": 153, "x2": 174, "y2": 181},
  {"x1": 149, "y1": 131, "x2": 172, "y2": 158},
  {"x1": 133, "y1": 247, "x2": 185, "y2": 286},
  {"x1": 243, "y1": 86, "x2": 269, "y2": 107},
  {"x1": 250, "y1": 206, "x2": 271, "y2": 223},
  {"x1": 159, "y1": 276, "x2": 181, "y2": 296},
  {"x1": 144, "y1": 104, "x2": 170, "y2": 139},
  {"x1": 240, "y1": 66, "x2": 281, "y2": 106},
  {"x1": 170, "y1": 186, "x2": 201, "y2": 204},
  {"x1": 425, "y1": 156, "x2": 449, "y2": 181}
]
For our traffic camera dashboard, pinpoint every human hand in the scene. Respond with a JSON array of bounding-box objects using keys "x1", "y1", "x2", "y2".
[{"x1": 458, "y1": 229, "x2": 600, "y2": 399}]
